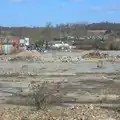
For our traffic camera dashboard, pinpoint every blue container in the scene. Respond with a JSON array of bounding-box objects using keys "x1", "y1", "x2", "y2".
[
  {"x1": 3, "y1": 44, "x2": 14, "y2": 54},
  {"x1": 4, "y1": 45, "x2": 8, "y2": 54}
]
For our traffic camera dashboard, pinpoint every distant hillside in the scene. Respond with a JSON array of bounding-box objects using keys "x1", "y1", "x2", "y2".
[{"x1": 0, "y1": 22, "x2": 120, "y2": 41}]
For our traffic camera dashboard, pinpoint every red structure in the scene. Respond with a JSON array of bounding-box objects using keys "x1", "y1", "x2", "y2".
[{"x1": 12, "y1": 36, "x2": 20, "y2": 44}]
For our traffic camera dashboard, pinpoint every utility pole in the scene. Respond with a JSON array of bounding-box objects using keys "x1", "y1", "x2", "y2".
[
  {"x1": 20, "y1": 27, "x2": 23, "y2": 37},
  {"x1": 0, "y1": 27, "x2": 2, "y2": 38},
  {"x1": 0, "y1": 27, "x2": 2, "y2": 44}
]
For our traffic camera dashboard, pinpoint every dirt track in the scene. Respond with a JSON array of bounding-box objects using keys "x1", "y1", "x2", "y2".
[{"x1": 0, "y1": 50, "x2": 120, "y2": 107}]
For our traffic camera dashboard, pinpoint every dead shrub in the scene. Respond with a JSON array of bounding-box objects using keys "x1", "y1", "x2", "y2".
[{"x1": 29, "y1": 81, "x2": 68, "y2": 110}]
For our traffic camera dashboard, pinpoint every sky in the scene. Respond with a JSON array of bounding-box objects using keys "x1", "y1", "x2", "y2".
[{"x1": 0, "y1": 0, "x2": 120, "y2": 26}]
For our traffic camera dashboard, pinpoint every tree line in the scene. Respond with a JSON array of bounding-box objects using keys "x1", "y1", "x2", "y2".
[{"x1": 1, "y1": 22, "x2": 120, "y2": 41}]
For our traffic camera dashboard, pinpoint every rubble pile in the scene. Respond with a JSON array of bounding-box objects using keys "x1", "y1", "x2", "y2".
[
  {"x1": 8, "y1": 56, "x2": 41, "y2": 62},
  {"x1": 82, "y1": 51, "x2": 109, "y2": 59},
  {"x1": 16, "y1": 50, "x2": 41, "y2": 57},
  {"x1": 8, "y1": 50, "x2": 41, "y2": 62},
  {"x1": 0, "y1": 104, "x2": 119, "y2": 120}
]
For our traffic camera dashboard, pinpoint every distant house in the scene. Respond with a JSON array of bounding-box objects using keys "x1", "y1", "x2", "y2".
[
  {"x1": 87, "y1": 30, "x2": 106, "y2": 36},
  {"x1": 87, "y1": 30, "x2": 106, "y2": 33},
  {"x1": 50, "y1": 41, "x2": 69, "y2": 49},
  {"x1": 87, "y1": 30, "x2": 109, "y2": 40},
  {"x1": 12, "y1": 36, "x2": 20, "y2": 45}
]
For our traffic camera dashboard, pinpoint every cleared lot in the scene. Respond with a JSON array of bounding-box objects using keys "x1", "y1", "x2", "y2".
[{"x1": 0, "y1": 51, "x2": 119, "y2": 104}]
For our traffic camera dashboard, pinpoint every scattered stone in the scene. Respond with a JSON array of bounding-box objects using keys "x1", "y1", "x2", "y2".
[
  {"x1": 0, "y1": 104, "x2": 119, "y2": 120},
  {"x1": 59, "y1": 56, "x2": 82, "y2": 63}
]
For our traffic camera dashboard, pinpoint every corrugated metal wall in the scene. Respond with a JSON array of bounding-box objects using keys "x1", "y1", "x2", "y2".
[
  {"x1": 3, "y1": 44, "x2": 15, "y2": 54},
  {"x1": 4, "y1": 45, "x2": 8, "y2": 54}
]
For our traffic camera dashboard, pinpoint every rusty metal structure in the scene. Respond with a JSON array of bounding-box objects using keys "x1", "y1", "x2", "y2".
[{"x1": 0, "y1": 36, "x2": 20, "y2": 54}]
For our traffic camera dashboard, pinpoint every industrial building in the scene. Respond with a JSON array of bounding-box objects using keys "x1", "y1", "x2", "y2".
[{"x1": 0, "y1": 36, "x2": 30, "y2": 55}]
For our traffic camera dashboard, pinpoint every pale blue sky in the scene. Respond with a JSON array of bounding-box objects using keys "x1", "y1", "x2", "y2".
[{"x1": 0, "y1": 0, "x2": 120, "y2": 26}]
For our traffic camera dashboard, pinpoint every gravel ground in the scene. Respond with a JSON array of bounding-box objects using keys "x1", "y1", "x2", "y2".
[
  {"x1": 0, "y1": 104, "x2": 120, "y2": 120},
  {"x1": 0, "y1": 50, "x2": 120, "y2": 74},
  {"x1": 0, "y1": 50, "x2": 120, "y2": 119}
]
